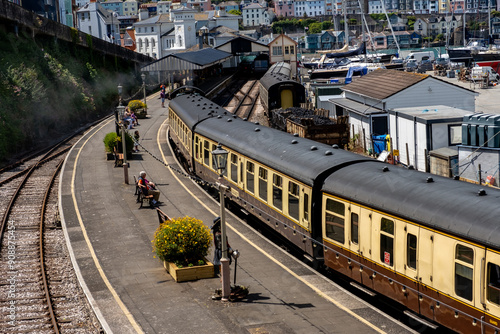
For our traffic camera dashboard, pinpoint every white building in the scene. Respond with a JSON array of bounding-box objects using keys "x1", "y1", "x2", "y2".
[
  {"x1": 123, "y1": 0, "x2": 139, "y2": 16},
  {"x1": 157, "y1": 1, "x2": 173, "y2": 14},
  {"x1": 368, "y1": 0, "x2": 384, "y2": 14},
  {"x1": 294, "y1": 0, "x2": 325, "y2": 17},
  {"x1": 241, "y1": 3, "x2": 272, "y2": 27},
  {"x1": 134, "y1": 6, "x2": 197, "y2": 58},
  {"x1": 77, "y1": 2, "x2": 120, "y2": 45}
]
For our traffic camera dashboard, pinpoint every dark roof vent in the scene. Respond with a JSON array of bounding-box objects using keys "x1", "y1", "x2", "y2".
[
  {"x1": 227, "y1": 118, "x2": 232, "y2": 122},
  {"x1": 204, "y1": 103, "x2": 207, "y2": 105},
  {"x1": 243, "y1": 118, "x2": 248, "y2": 121},
  {"x1": 217, "y1": 115, "x2": 222, "y2": 119},
  {"x1": 197, "y1": 104, "x2": 200, "y2": 106},
  {"x1": 426, "y1": 177, "x2": 434, "y2": 183},
  {"x1": 293, "y1": 133, "x2": 299, "y2": 137},
  {"x1": 310, "y1": 146, "x2": 318, "y2": 151},
  {"x1": 202, "y1": 107, "x2": 206, "y2": 110},
  {"x1": 223, "y1": 111, "x2": 227, "y2": 115},
  {"x1": 291, "y1": 139, "x2": 298, "y2": 144},
  {"x1": 254, "y1": 121, "x2": 260, "y2": 125},
  {"x1": 332, "y1": 144, "x2": 339, "y2": 149},
  {"x1": 383, "y1": 166, "x2": 390, "y2": 172},
  {"x1": 255, "y1": 128, "x2": 260, "y2": 132},
  {"x1": 325, "y1": 151, "x2": 332, "y2": 156},
  {"x1": 478, "y1": 189, "x2": 487, "y2": 196},
  {"x1": 215, "y1": 106, "x2": 219, "y2": 109},
  {"x1": 233, "y1": 114, "x2": 237, "y2": 118}
]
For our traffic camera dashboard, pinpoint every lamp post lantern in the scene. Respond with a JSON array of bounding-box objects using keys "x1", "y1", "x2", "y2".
[
  {"x1": 141, "y1": 73, "x2": 147, "y2": 111},
  {"x1": 211, "y1": 144, "x2": 230, "y2": 301}
]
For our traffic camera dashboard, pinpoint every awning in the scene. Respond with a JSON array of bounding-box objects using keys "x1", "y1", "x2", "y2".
[
  {"x1": 329, "y1": 97, "x2": 384, "y2": 116},
  {"x1": 140, "y1": 48, "x2": 232, "y2": 72}
]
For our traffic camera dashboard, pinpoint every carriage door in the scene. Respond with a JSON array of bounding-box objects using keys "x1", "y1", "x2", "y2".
[
  {"x1": 280, "y1": 89, "x2": 293, "y2": 109},
  {"x1": 348, "y1": 205, "x2": 362, "y2": 284},
  {"x1": 402, "y1": 223, "x2": 420, "y2": 314},
  {"x1": 483, "y1": 250, "x2": 500, "y2": 332}
]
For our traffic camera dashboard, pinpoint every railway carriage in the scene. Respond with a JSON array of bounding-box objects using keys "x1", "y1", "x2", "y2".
[
  {"x1": 259, "y1": 62, "x2": 306, "y2": 111},
  {"x1": 168, "y1": 92, "x2": 500, "y2": 333}
]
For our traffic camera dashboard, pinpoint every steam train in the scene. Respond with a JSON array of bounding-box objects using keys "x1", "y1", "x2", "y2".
[{"x1": 168, "y1": 92, "x2": 500, "y2": 334}]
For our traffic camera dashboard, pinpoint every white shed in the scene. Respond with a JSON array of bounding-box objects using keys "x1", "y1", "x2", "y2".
[{"x1": 388, "y1": 105, "x2": 471, "y2": 171}]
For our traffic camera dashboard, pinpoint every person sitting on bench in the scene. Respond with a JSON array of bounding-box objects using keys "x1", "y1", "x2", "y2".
[{"x1": 138, "y1": 171, "x2": 160, "y2": 206}]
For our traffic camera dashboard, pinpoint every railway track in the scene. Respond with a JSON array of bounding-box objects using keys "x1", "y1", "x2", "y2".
[
  {"x1": 0, "y1": 136, "x2": 102, "y2": 333},
  {"x1": 225, "y1": 80, "x2": 265, "y2": 124}
]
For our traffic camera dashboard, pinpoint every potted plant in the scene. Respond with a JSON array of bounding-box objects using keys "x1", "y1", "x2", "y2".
[
  {"x1": 128, "y1": 100, "x2": 147, "y2": 119},
  {"x1": 152, "y1": 216, "x2": 214, "y2": 282},
  {"x1": 103, "y1": 132, "x2": 119, "y2": 160}
]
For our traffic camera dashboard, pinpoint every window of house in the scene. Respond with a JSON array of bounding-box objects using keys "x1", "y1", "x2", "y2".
[
  {"x1": 285, "y1": 46, "x2": 289, "y2": 54},
  {"x1": 288, "y1": 181, "x2": 299, "y2": 220},
  {"x1": 380, "y1": 218, "x2": 394, "y2": 266},
  {"x1": 290, "y1": 45, "x2": 295, "y2": 54},
  {"x1": 151, "y1": 27, "x2": 154, "y2": 32},
  {"x1": 272, "y1": 46, "x2": 283, "y2": 56},
  {"x1": 258, "y1": 167, "x2": 267, "y2": 201},
  {"x1": 325, "y1": 199, "x2": 345, "y2": 244},
  {"x1": 455, "y1": 244, "x2": 473, "y2": 300},
  {"x1": 272, "y1": 174, "x2": 282, "y2": 210},
  {"x1": 449, "y1": 125, "x2": 462, "y2": 145}
]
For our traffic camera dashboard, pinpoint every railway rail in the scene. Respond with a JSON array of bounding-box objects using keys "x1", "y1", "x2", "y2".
[{"x1": 0, "y1": 136, "x2": 102, "y2": 333}]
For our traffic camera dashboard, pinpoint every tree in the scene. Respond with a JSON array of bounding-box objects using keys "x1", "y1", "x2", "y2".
[
  {"x1": 309, "y1": 22, "x2": 322, "y2": 34},
  {"x1": 228, "y1": 9, "x2": 241, "y2": 15}
]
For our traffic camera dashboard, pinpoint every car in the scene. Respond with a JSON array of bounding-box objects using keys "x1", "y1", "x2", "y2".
[
  {"x1": 404, "y1": 59, "x2": 418, "y2": 72},
  {"x1": 435, "y1": 57, "x2": 450, "y2": 69},
  {"x1": 417, "y1": 59, "x2": 434, "y2": 72}
]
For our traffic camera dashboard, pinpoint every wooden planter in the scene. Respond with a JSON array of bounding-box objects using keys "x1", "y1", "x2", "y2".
[{"x1": 163, "y1": 260, "x2": 214, "y2": 282}]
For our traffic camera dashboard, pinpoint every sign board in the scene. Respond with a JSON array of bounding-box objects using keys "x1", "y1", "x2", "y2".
[
  {"x1": 393, "y1": 149, "x2": 399, "y2": 157},
  {"x1": 384, "y1": 251, "x2": 391, "y2": 265}
]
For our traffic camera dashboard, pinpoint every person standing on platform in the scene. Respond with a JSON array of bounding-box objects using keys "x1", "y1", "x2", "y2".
[{"x1": 160, "y1": 90, "x2": 166, "y2": 108}]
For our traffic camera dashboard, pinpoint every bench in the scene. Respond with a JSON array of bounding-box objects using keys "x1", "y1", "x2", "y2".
[
  {"x1": 134, "y1": 175, "x2": 154, "y2": 208},
  {"x1": 114, "y1": 148, "x2": 124, "y2": 167}
]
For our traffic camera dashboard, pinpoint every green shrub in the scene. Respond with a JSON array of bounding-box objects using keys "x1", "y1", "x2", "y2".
[
  {"x1": 128, "y1": 100, "x2": 147, "y2": 111},
  {"x1": 103, "y1": 132, "x2": 118, "y2": 152},
  {"x1": 152, "y1": 217, "x2": 212, "y2": 266}
]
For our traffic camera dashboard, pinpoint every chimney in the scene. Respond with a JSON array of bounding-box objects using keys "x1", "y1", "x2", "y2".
[{"x1": 139, "y1": 7, "x2": 148, "y2": 21}]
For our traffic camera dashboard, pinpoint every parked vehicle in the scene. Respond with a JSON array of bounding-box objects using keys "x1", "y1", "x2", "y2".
[
  {"x1": 404, "y1": 51, "x2": 435, "y2": 64},
  {"x1": 470, "y1": 66, "x2": 500, "y2": 82},
  {"x1": 436, "y1": 55, "x2": 450, "y2": 69},
  {"x1": 417, "y1": 59, "x2": 434, "y2": 72},
  {"x1": 404, "y1": 59, "x2": 418, "y2": 72}
]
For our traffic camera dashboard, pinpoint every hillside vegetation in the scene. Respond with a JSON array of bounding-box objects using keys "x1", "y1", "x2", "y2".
[{"x1": 0, "y1": 28, "x2": 139, "y2": 166}]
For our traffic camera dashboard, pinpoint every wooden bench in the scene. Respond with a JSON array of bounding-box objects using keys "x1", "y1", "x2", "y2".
[
  {"x1": 114, "y1": 148, "x2": 124, "y2": 167},
  {"x1": 134, "y1": 175, "x2": 154, "y2": 208}
]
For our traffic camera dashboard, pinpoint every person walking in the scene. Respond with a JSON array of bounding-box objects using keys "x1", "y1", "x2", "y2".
[
  {"x1": 133, "y1": 130, "x2": 140, "y2": 152},
  {"x1": 160, "y1": 90, "x2": 166, "y2": 108}
]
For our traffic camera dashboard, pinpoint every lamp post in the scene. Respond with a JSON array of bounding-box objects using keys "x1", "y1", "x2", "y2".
[
  {"x1": 211, "y1": 144, "x2": 230, "y2": 301},
  {"x1": 141, "y1": 73, "x2": 147, "y2": 111},
  {"x1": 117, "y1": 83, "x2": 129, "y2": 184}
]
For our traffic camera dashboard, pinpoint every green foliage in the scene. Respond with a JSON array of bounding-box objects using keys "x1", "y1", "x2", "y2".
[
  {"x1": 228, "y1": 9, "x2": 241, "y2": 15},
  {"x1": 308, "y1": 22, "x2": 322, "y2": 34},
  {"x1": 103, "y1": 132, "x2": 118, "y2": 153},
  {"x1": 321, "y1": 21, "x2": 332, "y2": 30},
  {"x1": 492, "y1": 10, "x2": 500, "y2": 18},
  {"x1": 86, "y1": 62, "x2": 98, "y2": 80},
  {"x1": 152, "y1": 217, "x2": 212, "y2": 266},
  {"x1": 434, "y1": 33, "x2": 444, "y2": 41},
  {"x1": 128, "y1": 100, "x2": 146, "y2": 111},
  {"x1": 349, "y1": 18, "x2": 357, "y2": 25}
]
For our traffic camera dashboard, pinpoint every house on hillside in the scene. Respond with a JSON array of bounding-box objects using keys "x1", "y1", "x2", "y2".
[
  {"x1": 327, "y1": 69, "x2": 478, "y2": 168},
  {"x1": 77, "y1": 2, "x2": 120, "y2": 45}
]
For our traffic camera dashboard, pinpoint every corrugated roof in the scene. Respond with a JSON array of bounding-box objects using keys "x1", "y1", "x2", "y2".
[
  {"x1": 170, "y1": 48, "x2": 232, "y2": 66},
  {"x1": 341, "y1": 69, "x2": 429, "y2": 100}
]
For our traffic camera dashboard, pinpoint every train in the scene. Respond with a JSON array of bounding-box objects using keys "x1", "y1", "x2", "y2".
[
  {"x1": 258, "y1": 62, "x2": 306, "y2": 111},
  {"x1": 168, "y1": 92, "x2": 500, "y2": 334}
]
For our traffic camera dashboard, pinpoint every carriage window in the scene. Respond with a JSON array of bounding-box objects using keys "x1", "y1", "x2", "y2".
[
  {"x1": 487, "y1": 263, "x2": 500, "y2": 305},
  {"x1": 212, "y1": 144, "x2": 217, "y2": 170},
  {"x1": 380, "y1": 218, "x2": 394, "y2": 266},
  {"x1": 203, "y1": 141, "x2": 210, "y2": 166},
  {"x1": 194, "y1": 137, "x2": 199, "y2": 159},
  {"x1": 258, "y1": 167, "x2": 267, "y2": 201},
  {"x1": 325, "y1": 199, "x2": 345, "y2": 244},
  {"x1": 407, "y1": 233, "x2": 417, "y2": 270},
  {"x1": 351, "y1": 213, "x2": 359, "y2": 244},
  {"x1": 288, "y1": 181, "x2": 299, "y2": 221},
  {"x1": 455, "y1": 244, "x2": 473, "y2": 301},
  {"x1": 303, "y1": 193, "x2": 309, "y2": 223},
  {"x1": 272, "y1": 174, "x2": 282, "y2": 210},
  {"x1": 230, "y1": 154, "x2": 238, "y2": 183},
  {"x1": 246, "y1": 161, "x2": 254, "y2": 194}
]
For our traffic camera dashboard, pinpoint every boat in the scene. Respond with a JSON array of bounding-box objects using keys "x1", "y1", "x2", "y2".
[
  {"x1": 447, "y1": 38, "x2": 489, "y2": 64},
  {"x1": 324, "y1": 42, "x2": 366, "y2": 59},
  {"x1": 309, "y1": 62, "x2": 385, "y2": 80}
]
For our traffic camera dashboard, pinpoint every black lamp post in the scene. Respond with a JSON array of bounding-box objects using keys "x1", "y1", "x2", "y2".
[{"x1": 211, "y1": 144, "x2": 230, "y2": 301}]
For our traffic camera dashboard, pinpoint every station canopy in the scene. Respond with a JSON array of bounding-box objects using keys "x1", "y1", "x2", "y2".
[
  {"x1": 216, "y1": 36, "x2": 268, "y2": 54},
  {"x1": 141, "y1": 48, "x2": 232, "y2": 72}
]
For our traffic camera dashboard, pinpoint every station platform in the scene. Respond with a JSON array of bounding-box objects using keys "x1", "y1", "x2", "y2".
[{"x1": 58, "y1": 90, "x2": 417, "y2": 334}]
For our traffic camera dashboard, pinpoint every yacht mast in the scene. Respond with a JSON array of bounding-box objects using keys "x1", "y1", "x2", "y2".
[
  {"x1": 379, "y1": 0, "x2": 400, "y2": 55},
  {"x1": 344, "y1": 0, "x2": 349, "y2": 46}
]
